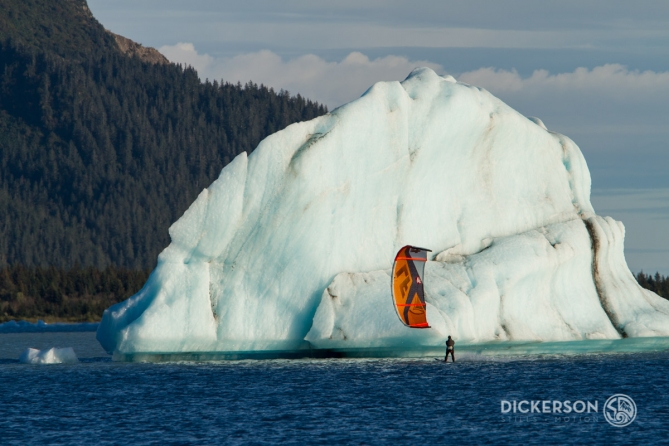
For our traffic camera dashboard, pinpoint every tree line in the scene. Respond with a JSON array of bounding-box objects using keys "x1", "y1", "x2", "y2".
[
  {"x1": 0, "y1": 264, "x2": 150, "y2": 322},
  {"x1": 636, "y1": 271, "x2": 669, "y2": 300}
]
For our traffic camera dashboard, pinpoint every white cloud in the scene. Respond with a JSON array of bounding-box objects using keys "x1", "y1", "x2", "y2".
[
  {"x1": 159, "y1": 43, "x2": 669, "y2": 116},
  {"x1": 458, "y1": 64, "x2": 669, "y2": 142},
  {"x1": 158, "y1": 43, "x2": 214, "y2": 74},
  {"x1": 459, "y1": 64, "x2": 669, "y2": 99},
  {"x1": 158, "y1": 44, "x2": 442, "y2": 108},
  {"x1": 157, "y1": 43, "x2": 669, "y2": 138}
]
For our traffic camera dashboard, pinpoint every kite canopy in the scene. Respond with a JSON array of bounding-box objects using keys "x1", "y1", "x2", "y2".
[{"x1": 391, "y1": 245, "x2": 432, "y2": 328}]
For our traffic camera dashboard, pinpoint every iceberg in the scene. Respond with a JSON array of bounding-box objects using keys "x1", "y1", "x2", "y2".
[
  {"x1": 97, "y1": 67, "x2": 669, "y2": 357},
  {"x1": 19, "y1": 347, "x2": 79, "y2": 364}
]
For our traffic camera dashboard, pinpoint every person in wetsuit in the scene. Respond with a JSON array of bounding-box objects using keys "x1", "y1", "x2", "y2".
[{"x1": 445, "y1": 336, "x2": 455, "y2": 362}]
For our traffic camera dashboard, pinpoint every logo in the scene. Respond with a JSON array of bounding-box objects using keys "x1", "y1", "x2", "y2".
[
  {"x1": 416, "y1": 276, "x2": 422, "y2": 284},
  {"x1": 500, "y1": 399, "x2": 598, "y2": 415},
  {"x1": 604, "y1": 394, "x2": 636, "y2": 427},
  {"x1": 499, "y1": 394, "x2": 637, "y2": 426}
]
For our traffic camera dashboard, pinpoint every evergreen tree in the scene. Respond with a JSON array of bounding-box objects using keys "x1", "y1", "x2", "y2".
[
  {"x1": 0, "y1": 0, "x2": 328, "y2": 270},
  {"x1": 636, "y1": 271, "x2": 669, "y2": 299}
]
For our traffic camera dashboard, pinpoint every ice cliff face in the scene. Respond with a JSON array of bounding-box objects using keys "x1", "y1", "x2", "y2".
[{"x1": 97, "y1": 68, "x2": 669, "y2": 355}]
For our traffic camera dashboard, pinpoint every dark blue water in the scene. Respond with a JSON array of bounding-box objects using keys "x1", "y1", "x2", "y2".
[{"x1": 1, "y1": 334, "x2": 668, "y2": 445}]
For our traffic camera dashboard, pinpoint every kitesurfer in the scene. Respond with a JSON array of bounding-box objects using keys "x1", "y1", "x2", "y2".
[{"x1": 445, "y1": 336, "x2": 455, "y2": 362}]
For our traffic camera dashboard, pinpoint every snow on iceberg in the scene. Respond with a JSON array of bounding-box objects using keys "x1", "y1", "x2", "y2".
[
  {"x1": 19, "y1": 347, "x2": 79, "y2": 364},
  {"x1": 97, "y1": 67, "x2": 669, "y2": 356}
]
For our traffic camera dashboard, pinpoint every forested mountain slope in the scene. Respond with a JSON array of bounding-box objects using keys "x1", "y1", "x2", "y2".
[{"x1": 0, "y1": 0, "x2": 327, "y2": 269}]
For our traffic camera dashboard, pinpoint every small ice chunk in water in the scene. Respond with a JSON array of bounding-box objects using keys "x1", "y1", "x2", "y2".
[{"x1": 19, "y1": 347, "x2": 79, "y2": 364}]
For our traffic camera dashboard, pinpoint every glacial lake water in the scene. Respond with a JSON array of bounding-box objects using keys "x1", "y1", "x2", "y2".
[{"x1": 1, "y1": 332, "x2": 668, "y2": 445}]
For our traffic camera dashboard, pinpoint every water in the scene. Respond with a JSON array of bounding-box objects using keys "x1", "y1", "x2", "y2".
[{"x1": 1, "y1": 332, "x2": 668, "y2": 445}]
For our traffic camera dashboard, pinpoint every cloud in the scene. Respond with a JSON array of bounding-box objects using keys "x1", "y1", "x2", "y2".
[
  {"x1": 158, "y1": 44, "x2": 442, "y2": 108},
  {"x1": 458, "y1": 64, "x2": 669, "y2": 147},
  {"x1": 459, "y1": 64, "x2": 669, "y2": 98},
  {"x1": 158, "y1": 42, "x2": 214, "y2": 74},
  {"x1": 159, "y1": 43, "x2": 669, "y2": 119},
  {"x1": 157, "y1": 44, "x2": 669, "y2": 167}
]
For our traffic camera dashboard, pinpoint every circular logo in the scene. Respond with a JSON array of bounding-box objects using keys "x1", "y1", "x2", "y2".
[{"x1": 604, "y1": 394, "x2": 637, "y2": 427}]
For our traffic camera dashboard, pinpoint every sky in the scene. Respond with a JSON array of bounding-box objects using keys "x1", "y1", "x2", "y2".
[{"x1": 88, "y1": 0, "x2": 669, "y2": 274}]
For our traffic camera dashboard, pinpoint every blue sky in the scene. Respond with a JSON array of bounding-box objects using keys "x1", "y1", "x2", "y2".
[{"x1": 88, "y1": 0, "x2": 669, "y2": 274}]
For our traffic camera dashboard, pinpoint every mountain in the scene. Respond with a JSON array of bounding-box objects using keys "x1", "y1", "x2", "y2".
[
  {"x1": 96, "y1": 68, "x2": 669, "y2": 356},
  {"x1": 0, "y1": 0, "x2": 111, "y2": 60},
  {"x1": 0, "y1": 0, "x2": 328, "y2": 269}
]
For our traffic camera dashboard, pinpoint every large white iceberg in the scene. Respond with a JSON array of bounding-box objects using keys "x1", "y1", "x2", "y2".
[{"x1": 97, "y1": 68, "x2": 669, "y2": 356}]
